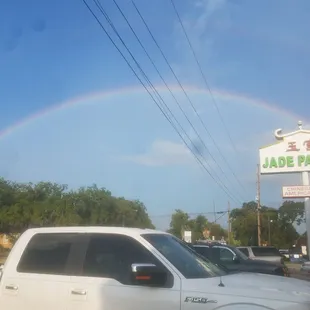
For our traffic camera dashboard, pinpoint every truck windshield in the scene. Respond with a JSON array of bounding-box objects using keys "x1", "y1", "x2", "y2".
[{"x1": 142, "y1": 233, "x2": 227, "y2": 279}]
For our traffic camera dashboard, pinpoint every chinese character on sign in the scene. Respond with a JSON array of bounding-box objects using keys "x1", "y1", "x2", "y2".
[
  {"x1": 303, "y1": 139, "x2": 310, "y2": 151},
  {"x1": 286, "y1": 141, "x2": 300, "y2": 152}
]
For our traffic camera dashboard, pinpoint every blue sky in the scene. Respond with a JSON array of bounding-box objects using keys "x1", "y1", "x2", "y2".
[{"x1": 0, "y1": 0, "x2": 309, "y2": 230}]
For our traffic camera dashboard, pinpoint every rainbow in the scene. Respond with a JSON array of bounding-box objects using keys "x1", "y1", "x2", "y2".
[{"x1": 0, "y1": 84, "x2": 302, "y2": 140}]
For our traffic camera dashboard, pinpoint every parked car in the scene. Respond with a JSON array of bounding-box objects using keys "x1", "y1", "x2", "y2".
[
  {"x1": 288, "y1": 246, "x2": 305, "y2": 263},
  {"x1": 279, "y1": 249, "x2": 290, "y2": 259},
  {"x1": 237, "y1": 246, "x2": 283, "y2": 264},
  {"x1": 193, "y1": 242, "x2": 289, "y2": 277},
  {"x1": 1, "y1": 227, "x2": 309, "y2": 309},
  {"x1": 300, "y1": 261, "x2": 310, "y2": 274}
]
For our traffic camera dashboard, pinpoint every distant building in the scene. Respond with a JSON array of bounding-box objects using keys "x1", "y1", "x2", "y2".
[
  {"x1": 0, "y1": 233, "x2": 20, "y2": 249},
  {"x1": 0, "y1": 234, "x2": 12, "y2": 249}
]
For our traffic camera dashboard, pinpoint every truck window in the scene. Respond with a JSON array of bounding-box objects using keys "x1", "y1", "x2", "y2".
[
  {"x1": 82, "y1": 233, "x2": 172, "y2": 286},
  {"x1": 17, "y1": 233, "x2": 76, "y2": 275},
  {"x1": 251, "y1": 247, "x2": 281, "y2": 257},
  {"x1": 218, "y1": 248, "x2": 234, "y2": 262},
  {"x1": 142, "y1": 234, "x2": 226, "y2": 279},
  {"x1": 193, "y1": 246, "x2": 211, "y2": 258},
  {"x1": 238, "y1": 247, "x2": 250, "y2": 257}
]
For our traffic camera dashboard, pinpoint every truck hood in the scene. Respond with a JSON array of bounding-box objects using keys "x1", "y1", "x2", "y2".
[{"x1": 183, "y1": 272, "x2": 310, "y2": 303}]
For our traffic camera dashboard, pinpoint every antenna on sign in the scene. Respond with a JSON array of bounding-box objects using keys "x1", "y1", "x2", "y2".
[{"x1": 298, "y1": 120, "x2": 303, "y2": 130}]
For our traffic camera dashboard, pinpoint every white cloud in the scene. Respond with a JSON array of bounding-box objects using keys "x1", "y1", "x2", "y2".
[
  {"x1": 193, "y1": 0, "x2": 228, "y2": 33},
  {"x1": 120, "y1": 139, "x2": 194, "y2": 167},
  {"x1": 171, "y1": 0, "x2": 233, "y2": 84}
]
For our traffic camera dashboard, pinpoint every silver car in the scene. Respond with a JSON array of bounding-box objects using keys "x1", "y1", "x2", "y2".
[
  {"x1": 237, "y1": 246, "x2": 283, "y2": 264},
  {"x1": 300, "y1": 261, "x2": 310, "y2": 274}
]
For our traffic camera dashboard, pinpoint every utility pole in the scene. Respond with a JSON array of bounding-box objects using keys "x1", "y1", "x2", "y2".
[
  {"x1": 227, "y1": 201, "x2": 231, "y2": 244},
  {"x1": 256, "y1": 164, "x2": 261, "y2": 246},
  {"x1": 213, "y1": 200, "x2": 216, "y2": 223}
]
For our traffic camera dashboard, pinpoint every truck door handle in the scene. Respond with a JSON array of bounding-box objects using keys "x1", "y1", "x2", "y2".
[
  {"x1": 5, "y1": 285, "x2": 18, "y2": 291},
  {"x1": 71, "y1": 289, "x2": 87, "y2": 296}
]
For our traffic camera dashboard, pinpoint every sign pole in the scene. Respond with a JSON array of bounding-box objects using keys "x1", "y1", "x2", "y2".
[
  {"x1": 256, "y1": 164, "x2": 261, "y2": 246},
  {"x1": 227, "y1": 201, "x2": 231, "y2": 243},
  {"x1": 302, "y1": 171, "x2": 310, "y2": 257}
]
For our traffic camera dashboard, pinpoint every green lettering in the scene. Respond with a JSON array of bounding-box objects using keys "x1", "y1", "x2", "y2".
[
  {"x1": 269, "y1": 157, "x2": 278, "y2": 168},
  {"x1": 263, "y1": 157, "x2": 269, "y2": 169},
  {"x1": 298, "y1": 155, "x2": 305, "y2": 166},
  {"x1": 306, "y1": 155, "x2": 310, "y2": 166},
  {"x1": 278, "y1": 156, "x2": 286, "y2": 167},
  {"x1": 287, "y1": 156, "x2": 294, "y2": 167}
]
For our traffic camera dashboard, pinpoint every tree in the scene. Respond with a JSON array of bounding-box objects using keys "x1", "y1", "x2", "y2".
[
  {"x1": 230, "y1": 201, "x2": 300, "y2": 248},
  {"x1": 278, "y1": 201, "x2": 305, "y2": 225},
  {"x1": 0, "y1": 178, "x2": 154, "y2": 236},
  {"x1": 168, "y1": 209, "x2": 190, "y2": 239},
  {"x1": 168, "y1": 210, "x2": 227, "y2": 242}
]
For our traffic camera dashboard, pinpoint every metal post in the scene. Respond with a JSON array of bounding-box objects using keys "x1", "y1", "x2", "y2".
[
  {"x1": 302, "y1": 171, "x2": 310, "y2": 257},
  {"x1": 227, "y1": 201, "x2": 231, "y2": 244},
  {"x1": 256, "y1": 164, "x2": 261, "y2": 246},
  {"x1": 268, "y1": 215, "x2": 271, "y2": 245}
]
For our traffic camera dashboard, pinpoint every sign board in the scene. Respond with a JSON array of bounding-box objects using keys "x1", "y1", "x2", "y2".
[
  {"x1": 259, "y1": 131, "x2": 310, "y2": 174},
  {"x1": 183, "y1": 230, "x2": 192, "y2": 243},
  {"x1": 282, "y1": 185, "x2": 310, "y2": 198}
]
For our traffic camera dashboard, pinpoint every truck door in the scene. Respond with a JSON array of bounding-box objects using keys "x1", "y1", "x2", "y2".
[
  {"x1": 0, "y1": 232, "x2": 81, "y2": 310},
  {"x1": 68, "y1": 233, "x2": 181, "y2": 310}
]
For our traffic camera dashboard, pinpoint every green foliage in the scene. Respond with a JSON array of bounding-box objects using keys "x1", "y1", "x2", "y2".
[
  {"x1": 0, "y1": 178, "x2": 154, "y2": 234},
  {"x1": 168, "y1": 201, "x2": 304, "y2": 248},
  {"x1": 230, "y1": 201, "x2": 301, "y2": 248},
  {"x1": 168, "y1": 210, "x2": 227, "y2": 242},
  {"x1": 228, "y1": 236, "x2": 242, "y2": 246}
]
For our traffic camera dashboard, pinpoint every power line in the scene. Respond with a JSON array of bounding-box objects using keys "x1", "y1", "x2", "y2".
[
  {"x1": 131, "y1": 0, "x2": 245, "y2": 200},
  {"x1": 109, "y1": 0, "x2": 244, "y2": 202},
  {"x1": 150, "y1": 210, "x2": 227, "y2": 218},
  {"x1": 81, "y1": 0, "x2": 241, "y2": 204},
  {"x1": 169, "y1": 0, "x2": 246, "y2": 193},
  {"x1": 92, "y1": 0, "x2": 240, "y2": 203}
]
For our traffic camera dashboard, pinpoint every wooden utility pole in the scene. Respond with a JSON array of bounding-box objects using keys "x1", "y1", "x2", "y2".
[
  {"x1": 256, "y1": 164, "x2": 261, "y2": 246},
  {"x1": 213, "y1": 200, "x2": 216, "y2": 223},
  {"x1": 227, "y1": 201, "x2": 231, "y2": 243}
]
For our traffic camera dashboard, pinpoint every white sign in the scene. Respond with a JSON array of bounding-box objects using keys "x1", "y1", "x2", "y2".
[
  {"x1": 259, "y1": 130, "x2": 310, "y2": 174},
  {"x1": 183, "y1": 230, "x2": 192, "y2": 243},
  {"x1": 282, "y1": 185, "x2": 310, "y2": 198}
]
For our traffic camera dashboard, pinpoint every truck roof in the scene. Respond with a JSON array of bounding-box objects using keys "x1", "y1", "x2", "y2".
[{"x1": 22, "y1": 226, "x2": 167, "y2": 238}]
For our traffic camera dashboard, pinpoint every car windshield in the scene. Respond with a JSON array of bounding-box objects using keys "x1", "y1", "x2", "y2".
[{"x1": 142, "y1": 234, "x2": 227, "y2": 279}]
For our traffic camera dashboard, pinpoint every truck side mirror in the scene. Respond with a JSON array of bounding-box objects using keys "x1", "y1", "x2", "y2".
[
  {"x1": 131, "y1": 263, "x2": 167, "y2": 287},
  {"x1": 233, "y1": 255, "x2": 240, "y2": 263}
]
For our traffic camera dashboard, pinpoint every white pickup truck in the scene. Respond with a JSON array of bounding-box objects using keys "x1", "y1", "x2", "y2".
[{"x1": 0, "y1": 226, "x2": 310, "y2": 310}]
